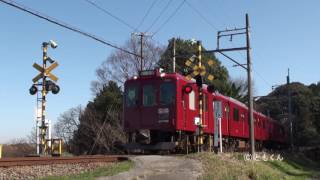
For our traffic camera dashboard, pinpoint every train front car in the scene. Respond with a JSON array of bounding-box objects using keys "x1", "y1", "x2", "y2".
[{"x1": 123, "y1": 69, "x2": 180, "y2": 151}]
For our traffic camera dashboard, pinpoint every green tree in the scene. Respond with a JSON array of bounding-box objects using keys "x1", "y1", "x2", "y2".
[{"x1": 71, "y1": 81, "x2": 125, "y2": 155}]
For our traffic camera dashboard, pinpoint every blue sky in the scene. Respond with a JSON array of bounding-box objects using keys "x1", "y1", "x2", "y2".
[{"x1": 0, "y1": 0, "x2": 319, "y2": 143}]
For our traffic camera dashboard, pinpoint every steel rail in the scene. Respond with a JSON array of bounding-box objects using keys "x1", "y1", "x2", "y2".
[{"x1": 0, "y1": 155, "x2": 127, "y2": 167}]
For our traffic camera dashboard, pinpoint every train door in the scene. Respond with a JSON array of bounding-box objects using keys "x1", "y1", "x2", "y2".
[
  {"x1": 230, "y1": 106, "x2": 241, "y2": 137},
  {"x1": 141, "y1": 83, "x2": 157, "y2": 127},
  {"x1": 159, "y1": 81, "x2": 176, "y2": 127},
  {"x1": 222, "y1": 101, "x2": 230, "y2": 136},
  {"x1": 181, "y1": 86, "x2": 196, "y2": 130},
  {"x1": 254, "y1": 114, "x2": 260, "y2": 140},
  {"x1": 203, "y1": 93, "x2": 209, "y2": 131},
  {"x1": 181, "y1": 89, "x2": 187, "y2": 130},
  {"x1": 240, "y1": 109, "x2": 245, "y2": 137},
  {"x1": 244, "y1": 111, "x2": 249, "y2": 138}
]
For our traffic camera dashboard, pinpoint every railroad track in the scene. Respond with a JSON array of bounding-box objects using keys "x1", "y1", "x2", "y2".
[{"x1": 0, "y1": 155, "x2": 127, "y2": 167}]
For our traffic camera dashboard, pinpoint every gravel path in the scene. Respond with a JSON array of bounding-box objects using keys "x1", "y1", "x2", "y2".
[
  {"x1": 97, "y1": 155, "x2": 203, "y2": 180},
  {"x1": 0, "y1": 162, "x2": 112, "y2": 179}
]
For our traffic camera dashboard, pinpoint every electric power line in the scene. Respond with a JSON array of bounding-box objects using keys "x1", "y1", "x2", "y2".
[
  {"x1": 84, "y1": 0, "x2": 136, "y2": 31},
  {"x1": 184, "y1": 0, "x2": 219, "y2": 31},
  {"x1": 145, "y1": 0, "x2": 174, "y2": 33},
  {"x1": 185, "y1": 1, "x2": 273, "y2": 89},
  {"x1": 0, "y1": 0, "x2": 140, "y2": 57},
  {"x1": 135, "y1": 0, "x2": 159, "y2": 31},
  {"x1": 253, "y1": 69, "x2": 272, "y2": 87},
  {"x1": 152, "y1": 0, "x2": 186, "y2": 36}
]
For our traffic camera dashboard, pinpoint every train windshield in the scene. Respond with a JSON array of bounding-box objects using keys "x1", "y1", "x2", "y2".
[
  {"x1": 143, "y1": 85, "x2": 156, "y2": 106},
  {"x1": 126, "y1": 86, "x2": 138, "y2": 107},
  {"x1": 160, "y1": 82, "x2": 175, "y2": 105}
]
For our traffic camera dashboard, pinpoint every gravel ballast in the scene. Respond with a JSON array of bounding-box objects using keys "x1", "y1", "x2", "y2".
[{"x1": 0, "y1": 162, "x2": 112, "y2": 179}]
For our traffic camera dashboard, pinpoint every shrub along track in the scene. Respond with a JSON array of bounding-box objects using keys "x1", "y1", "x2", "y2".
[{"x1": 0, "y1": 155, "x2": 127, "y2": 167}]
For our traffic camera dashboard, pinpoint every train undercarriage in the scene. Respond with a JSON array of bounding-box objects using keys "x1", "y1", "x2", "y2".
[{"x1": 123, "y1": 130, "x2": 283, "y2": 154}]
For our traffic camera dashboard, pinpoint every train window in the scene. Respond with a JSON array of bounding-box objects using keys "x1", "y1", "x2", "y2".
[
  {"x1": 233, "y1": 108, "x2": 239, "y2": 121},
  {"x1": 241, "y1": 113, "x2": 245, "y2": 121},
  {"x1": 126, "y1": 86, "x2": 138, "y2": 107},
  {"x1": 143, "y1": 85, "x2": 156, "y2": 106},
  {"x1": 160, "y1": 83, "x2": 175, "y2": 105},
  {"x1": 189, "y1": 91, "x2": 195, "y2": 110},
  {"x1": 225, "y1": 104, "x2": 230, "y2": 120}
]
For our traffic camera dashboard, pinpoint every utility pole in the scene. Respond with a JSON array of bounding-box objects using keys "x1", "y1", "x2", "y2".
[
  {"x1": 287, "y1": 68, "x2": 293, "y2": 150},
  {"x1": 204, "y1": 13, "x2": 255, "y2": 157},
  {"x1": 132, "y1": 32, "x2": 151, "y2": 71},
  {"x1": 172, "y1": 38, "x2": 176, "y2": 73},
  {"x1": 245, "y1": 14, "x2": 255, "y2": 157}
]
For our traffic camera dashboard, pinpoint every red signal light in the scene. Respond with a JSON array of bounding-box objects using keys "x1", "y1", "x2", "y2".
[{"x1": 183, "y1": 85, "x2": 193, "y2": 94}]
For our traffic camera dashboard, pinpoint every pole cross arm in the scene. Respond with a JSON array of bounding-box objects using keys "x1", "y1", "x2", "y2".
[{"x1": 203, "y1": 47, "x2": 247, "y2": 53}]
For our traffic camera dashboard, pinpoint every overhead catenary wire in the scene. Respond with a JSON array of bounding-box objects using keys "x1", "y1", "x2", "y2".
[
  {"x1": 145, "y1": 0, "x2": 174, "y2": 33},
  {"x1": 184, "y1": 0, "x2": 219, "y2": 31},
  {"x1": 84, "y1": 0, "x2": 136, "y2": 31},
  {"x1": 0, "y1": 0, "x2": 140, "y2": 58},
  {"x1": 134, "y1": 0, "x2": 159, "y2": 31},
  {"x1": 185, "y1": 0, "x2": 273, "y2": 89},
  {"x1": 152, "y1": 0, "x2": 186, "y2": 36}
]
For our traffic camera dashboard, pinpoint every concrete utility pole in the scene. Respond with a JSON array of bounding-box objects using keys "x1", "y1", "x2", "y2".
[
  {"x1": 287, "y1": 68, "x2": 293, "y2": 150},
  {"x1": 245, "y1": 14, "x2": 255, "y2": 156},
  {"x1": 204, "y1": 13, "x2": 255, "y2": 157},
  {"x1": 132, "y1": 32, "x2": 151, "y2": 71}
]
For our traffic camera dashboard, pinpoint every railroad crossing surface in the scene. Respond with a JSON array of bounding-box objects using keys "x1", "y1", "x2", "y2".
[{"x1": 97, "y1": 155, "x2": 203, "y2": 180}]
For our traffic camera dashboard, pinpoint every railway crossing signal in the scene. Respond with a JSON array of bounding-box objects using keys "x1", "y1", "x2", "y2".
[
  {"x1": 183, "y1": 41, "x2": 217, "y2": 152},
  {"x1": 29, "y1": 40, "x2": 61, "y2": 156},
  {"x1": 184, "y1": 55, "x2": 215, "y2": 84},
  {"x1": 32, "y1": 61, "x2": 59, "y2": 83},
  {"x1": 183, "y1": 84, "x2": 193, "y2": 94}
]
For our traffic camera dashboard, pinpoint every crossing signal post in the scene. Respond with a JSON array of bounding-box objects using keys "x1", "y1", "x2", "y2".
[
  {"x1": 29, "y1": 40, "x2": 61, "y2": 156},
  {"x1": 183, "y1": 40, "x2": 216, "y2": 152}
]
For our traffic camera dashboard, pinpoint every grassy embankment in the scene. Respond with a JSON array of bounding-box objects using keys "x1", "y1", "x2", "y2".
[
  {"x1": 192, "y1": 152, "x2": 320, "y2": 180},
  {"x1": 41, "y1": 160, "x2": 133, "y2": 180}
]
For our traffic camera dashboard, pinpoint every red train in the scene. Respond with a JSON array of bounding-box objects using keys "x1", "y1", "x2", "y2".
[{"x1": 123, "y1": 69, "x2": 287, "y2": 152}]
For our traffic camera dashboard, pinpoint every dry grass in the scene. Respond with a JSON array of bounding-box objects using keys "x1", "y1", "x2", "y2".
[{"x1": 188, "y1": 151, "x2": 320, "y2": 180}]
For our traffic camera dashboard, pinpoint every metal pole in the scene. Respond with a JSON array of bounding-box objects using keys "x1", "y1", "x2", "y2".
[
  {"x1": 0, "y1": 144, "x2": 2, "y2": 158},
  {"x1": 36, "y1": 119, "x2": 39, "y2": 154},
  {"x1": 287, "y1": 68, "x2": 293, "y2": 150},
  {"x1": 36, "y1": 92, "x2": 39, "y2": 155},
  {"x1": 197, "y1": 41, "x2": 203, "y2": 152},
  {"x1": 219, "y1": 117, "x2": 222, "y2": 153},
  {"x1": 41, "y1": 43, "x2": 48, "y2": 155},
  {"x1": 173, "y1": 38, "x2": 176, "y2": 73},
  {"x1": 246, "y1": 13, "x2": 255, "y2": 157}
]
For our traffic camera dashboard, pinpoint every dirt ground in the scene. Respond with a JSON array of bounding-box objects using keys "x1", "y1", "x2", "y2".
[{"x1": 96, "y1": 155, "x2": 203, "y2": 180}]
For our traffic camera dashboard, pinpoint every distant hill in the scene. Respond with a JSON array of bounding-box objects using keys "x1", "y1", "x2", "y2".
[{"x1": 256, "y1": 82, "x2": 320, "y2": 146}]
